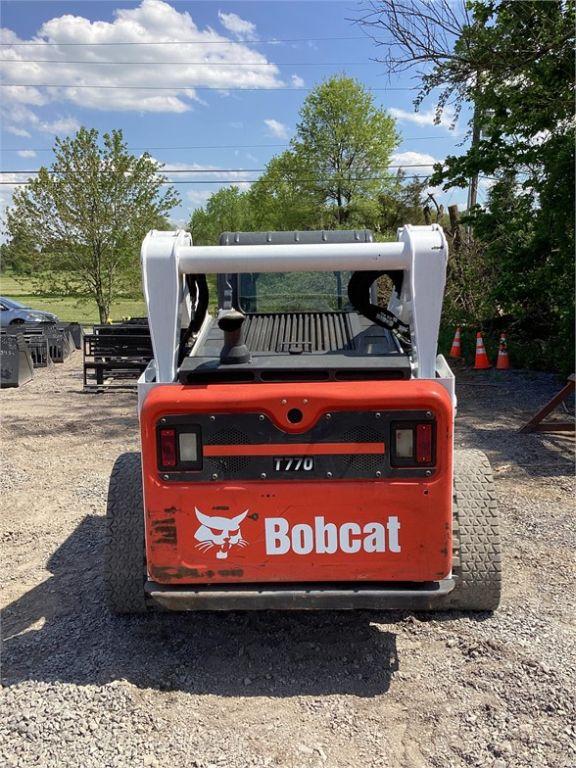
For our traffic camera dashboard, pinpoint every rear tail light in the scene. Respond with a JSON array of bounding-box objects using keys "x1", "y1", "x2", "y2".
[
  {"x1": 391, "y1": 421, "x2": 435, "y2": 467},
  {"x1": 416, "y1": 423, "x2": 432, "y2": 463},
  {"x1": 178, "y1": 431, "x2": 199, "y2": 463},
  {"x1": 157, "y1": 423, "x2": 202, "y2": 471},
  {"x1": 159, "y1": 429, "x2": 177, "y2": 468},
  {"x1": 394, "y1": 428, "x2": 414, "y2": 458}
]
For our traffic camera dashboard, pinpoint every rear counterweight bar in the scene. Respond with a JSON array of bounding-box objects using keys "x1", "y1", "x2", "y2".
[{"x1": 176, "y1": 241, "x2": 408, "y2": 274}]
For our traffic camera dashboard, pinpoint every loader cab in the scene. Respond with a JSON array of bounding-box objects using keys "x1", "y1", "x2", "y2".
[
  {"x1": 179, "y1": 230, "x2": 409, "y2": 386},
  {"x1": 216, "y1": 230, "x2": 374, "y2": 313}
]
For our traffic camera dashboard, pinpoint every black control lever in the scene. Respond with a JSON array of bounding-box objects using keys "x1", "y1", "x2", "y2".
[{"x1": 218, "y1": 309, "x2": 250, "y2": 365}]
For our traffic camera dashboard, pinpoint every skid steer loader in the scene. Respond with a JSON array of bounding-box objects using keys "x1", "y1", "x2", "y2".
[{"x1": 105, "y1": 226, "x2": 501, "y2": 613}]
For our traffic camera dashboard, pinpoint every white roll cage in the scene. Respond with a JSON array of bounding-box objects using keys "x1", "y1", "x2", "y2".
[{"x1": 140, "y1": 224, "x2": 449, "y2": 386}]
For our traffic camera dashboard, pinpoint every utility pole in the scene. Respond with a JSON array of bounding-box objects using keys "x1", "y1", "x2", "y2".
[
  {"x1": 466, "y1": 69, "x2": 482, "y2": 238},
  {"x1": 466, "y1": 106, "x2": 481, "y2": 212}
]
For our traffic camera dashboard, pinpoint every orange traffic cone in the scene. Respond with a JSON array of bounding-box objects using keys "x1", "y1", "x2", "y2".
[
  {"x1": 496, "y1": 333, "x2": 510, "y2": 370},
  {"x1": 474, "y1": 331, "x2": 491, "y2": 369},
  {"x1": 449, "y1": 326, "x2": 463, "y2": 358}
]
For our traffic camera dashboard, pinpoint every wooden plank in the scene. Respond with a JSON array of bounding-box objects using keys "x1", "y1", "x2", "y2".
[
  {"x1": 519, "y1": 376, "x2": 575, "y2": 434},
  {"x1": 529, "y1": 422, "x2": 575, "y2": 433}
]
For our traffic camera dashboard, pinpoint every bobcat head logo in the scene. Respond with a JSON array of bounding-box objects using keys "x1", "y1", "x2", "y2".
[{"x1": 194, "y1": 508, "x2": 249, "y2": 559}]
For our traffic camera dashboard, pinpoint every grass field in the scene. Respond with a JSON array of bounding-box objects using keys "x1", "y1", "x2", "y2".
[{"x1": 0, "y1": 272, "x2": 146, "y2": 324}]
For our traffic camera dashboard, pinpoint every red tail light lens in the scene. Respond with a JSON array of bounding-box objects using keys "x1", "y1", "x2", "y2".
[
  {"x1": 157, "y1": 422, "x2": 203, "y2": 473},
  {"x1": 391, "y1": 420, "x2": 435, "y2": 467},
  {"x1": 159, "y1": 428, "x2": 177, "y2": 468},
  {"x1": 416, "y1": 423, "x2": 433, "y2": 464}
]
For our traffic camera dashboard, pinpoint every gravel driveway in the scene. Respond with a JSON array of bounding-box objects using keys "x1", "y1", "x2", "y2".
[{"x1": 1, "y1": 355, "x2": 574, "y2": 768}]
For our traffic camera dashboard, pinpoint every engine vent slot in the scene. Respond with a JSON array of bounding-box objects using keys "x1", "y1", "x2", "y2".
[
  {"x1": 205, "y1": 456, "x2": 252, "y2": 474},
  {"x1": 341, "y1": 426, "x2": 382, "y2": 443},
  {"x1": 345, "y1": 454, "x2": 384, "y2": 474},
  {"x1": 205, "y1": 428, "x2": 250, "y2": 445}
]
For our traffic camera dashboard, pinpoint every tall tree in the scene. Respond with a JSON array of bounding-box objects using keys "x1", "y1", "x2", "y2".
[
  {"x1": 189, "y1": 186, "x2": 254, "y2": 245},
  {"x1": 4, "y1": 128, "x2": 179, "y2": 321},
  {"x1": 249, "y1": 151, "x2": 323, "y2": 231},
  {"x1": 358, "y1": 0, "x2": 575, "y2": 369},
  {"x1": 291, "y1": 75, "x2": 399, "y2": 224},
  {"x1": 189, "y1": 77, "x2": 400, "y2": 236}
]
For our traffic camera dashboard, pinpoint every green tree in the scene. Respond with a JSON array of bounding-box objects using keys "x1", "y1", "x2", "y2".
[
  {"x1": 249, "y1": 152, "x2": 323, "y2": 231},
  {"x1": 291, "y1": 75, "x2": 399, "y2": 225},
  {"x1": 433, "y1": 1, "x2": 575, "y2": 369},
  {"x1": 377, "y1": 171, "x2": 428, "y2": 235},
  {"x1": 359, "y1": 0, "x2": 575, "y2": 370},
  {"x1": 190, "y1": 186, "x2": 253, "y2": 245},
  {"x1": 189, "y1": 75, "x2": 400, "y2": 235},
  {"x1": 4, "y1": 127, "x2": 179, "y2": 322}
]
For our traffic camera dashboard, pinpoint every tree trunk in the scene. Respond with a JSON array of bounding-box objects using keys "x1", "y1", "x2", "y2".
[
  {"x1": 448, "y1": 204, "x2": 462, "y2": 251},
  {"x1": 94, "y1": 282, "x2": 109, "y2": 323}
]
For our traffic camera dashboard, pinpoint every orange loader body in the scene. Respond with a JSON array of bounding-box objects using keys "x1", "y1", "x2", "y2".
[{"x1": 140, "y1": 380, "x2": 453, "y2": 586}]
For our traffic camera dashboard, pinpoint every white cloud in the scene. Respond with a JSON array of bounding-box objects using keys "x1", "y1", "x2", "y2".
[
  {"x1": 264, "y1": 118, "x2": 289, "y2": 140},
  {"x1": 0, "y1": 172, "x2": 25, "y2": 187},
  {"x1": 39, "y1": 117, "x2": 80, "y2": 135},
  {"x1": 187, "y1": 189, "x2": 213, "y2": 208},
  {"x1": 291, "y1": 74, "x2": 305, "y2": 88},
  {"x1": 168, "y1": 161, "x2": 256, "y2": 210},
  {"x1": 5, "y1": 126, "x2": 31, "y2": 137},
  {"x1": 390, "y1": 106, "x2": 456, "y2": 130},
  {"x1": 390, "y1": 151, "x2": 446, "y2": 200},
  {"x1": 158, "y1": 162, "x2": 254, "y2": 211},
  {"x1": 217, "y1": 11, "x2": 257, "y2": 41},
  {"x1": 17, "y1": 149, "x2": 36, "y2": 158},
  {"x1": 0, "y1": 0, "x2": 283, "y2": 116},
  {"x1": 1, "y1": 102, "x2": 79, "y2": 137},
  {"x1": 0, "y1": 172, "x2": 25, "y2": 222},
  {"x1": 391, "y1": 151, "x2": 438, "y2": 173}
]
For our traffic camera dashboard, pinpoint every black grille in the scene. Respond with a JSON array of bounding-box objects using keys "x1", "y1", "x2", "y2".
[
  {"x1": 205, "y1": 428, "x2": 250, "y2": 445},
  {"x1": 341, "y1": 426, "x2": 382, "y2": 443},
  {"x1": 243, "y1": 313, "x2": 355, "y2": 353},
  {"x1": 346, "y1": 455, "x2": 384, "y2": 474},
  {"x1": 205, "y1": 456, "x2": 252, "y2": 474}
]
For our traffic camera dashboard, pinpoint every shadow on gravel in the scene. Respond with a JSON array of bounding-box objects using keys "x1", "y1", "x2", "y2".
[
  {"x1": 456, "y1": 423, "x2": 575, "y2": 479},
  {"x1": 455, "y1": 374, "x2": 575, "y2": 479},
  {"x1": 2, "y1": 516, "x2": 402, "y2": 698},
  {"x1": 4, "y1": 404, "x2": 138, "y2": 441}
]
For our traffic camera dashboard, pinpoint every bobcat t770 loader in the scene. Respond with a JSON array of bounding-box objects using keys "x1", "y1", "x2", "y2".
[{"x1": 105, "y1": 226, "x2": 501, "y2": 613}]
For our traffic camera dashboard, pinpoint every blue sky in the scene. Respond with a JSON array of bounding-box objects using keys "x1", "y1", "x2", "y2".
[{"x1": 0, "y1": 0, "x2": 474, "y2": 224}]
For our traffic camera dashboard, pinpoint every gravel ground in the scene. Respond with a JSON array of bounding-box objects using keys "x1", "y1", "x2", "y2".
[{"x1": 1, "y1": 355, "x2": 575, "y2": 768}]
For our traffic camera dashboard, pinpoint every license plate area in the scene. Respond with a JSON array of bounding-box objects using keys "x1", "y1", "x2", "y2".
[{"x1": 274, "y1": 456, "x2": 315, "y2": 473}]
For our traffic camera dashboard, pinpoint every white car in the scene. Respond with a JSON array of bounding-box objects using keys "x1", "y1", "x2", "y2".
[{"x1": 0, "y1": 296, "x2": 59, "y2": 325}]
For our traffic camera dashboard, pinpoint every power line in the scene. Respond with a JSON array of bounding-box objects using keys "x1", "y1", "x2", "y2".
[
  {"x1": 0, "y1": 174, "x2": 434, "y2": 186},
  {"x1": 1, "y1": 59, "x2": 379, "y2": 66},
  {"x1": 0, "y1": 82, "x2": 413, "y2": 91},
  {"x1": 0, "y1": 144, "x2": 291, "y2": 153},
  {"x1": 1, "y1": 164, "x2": 440, "y2": 175},
  {"x1": 0, "y1": 138, "x2": 456, "y2": 152},
  {"x1": 0, "y1": 36, "x2": 366, "y2": 47}
]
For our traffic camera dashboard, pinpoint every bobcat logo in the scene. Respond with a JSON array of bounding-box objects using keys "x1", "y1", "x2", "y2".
[{"x1": 194, "y1": 508, "x2": 249, "y2": 559}]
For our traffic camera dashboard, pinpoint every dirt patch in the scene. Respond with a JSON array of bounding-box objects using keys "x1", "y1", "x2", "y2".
[{"x1": 1, "y1": 356, "x2": 575, "y2": 768}]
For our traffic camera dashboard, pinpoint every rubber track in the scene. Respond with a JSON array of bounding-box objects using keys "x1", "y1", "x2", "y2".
[
  {"x1": 105, "y1": 452, "x2": 147, "y2": 614},
  {"x1": 439, "y1": 449, "x2": 502, "y2": 611}
]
